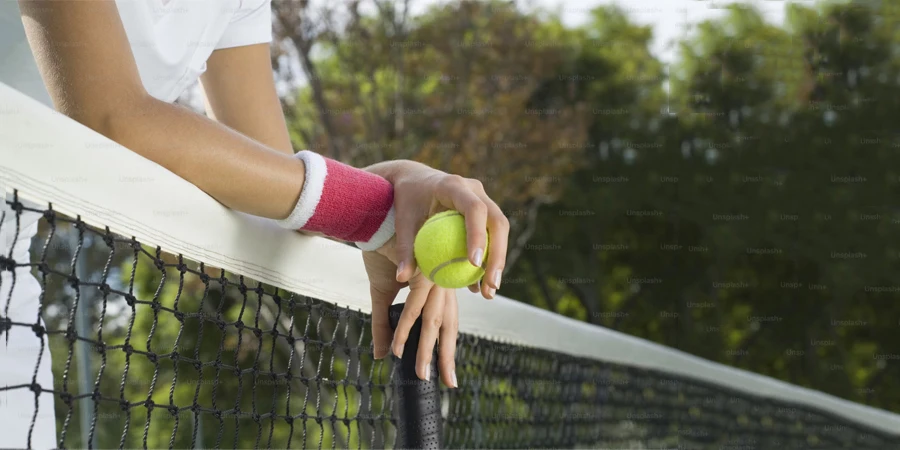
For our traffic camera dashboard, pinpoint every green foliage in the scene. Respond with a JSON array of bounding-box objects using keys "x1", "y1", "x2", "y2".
[{"x1": 503, "y1": 0, "x2": 900, "y2": 413}]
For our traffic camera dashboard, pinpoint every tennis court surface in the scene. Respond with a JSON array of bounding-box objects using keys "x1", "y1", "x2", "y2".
[{"x1": 2, "y1": 81, "x2": 900, "y2": 449}]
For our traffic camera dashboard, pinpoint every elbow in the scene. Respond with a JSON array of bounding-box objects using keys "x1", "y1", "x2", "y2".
[{"x1": 64, "y1": 91, "x2": 153, "y2": 145}]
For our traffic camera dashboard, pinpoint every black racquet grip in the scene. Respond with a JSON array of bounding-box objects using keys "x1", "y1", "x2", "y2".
[{"x1": 389, "y1": 303, "x2": 442, "y2": 449}]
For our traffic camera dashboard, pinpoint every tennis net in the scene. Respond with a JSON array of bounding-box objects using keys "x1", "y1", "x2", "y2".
[{"x1": 2, "y1": 81, "x2": 900, "y2": 450}]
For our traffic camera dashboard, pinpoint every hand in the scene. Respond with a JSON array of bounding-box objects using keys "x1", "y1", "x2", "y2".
[
  {"x1": 366, "y1": 160, "x2": 509, "y2": 298},
  {"x1": 363, "y1": 236, "x2": 458, "y2": 386},
  {"x1": 363, "y1": 160, "x2": 510, "y2": 385}
]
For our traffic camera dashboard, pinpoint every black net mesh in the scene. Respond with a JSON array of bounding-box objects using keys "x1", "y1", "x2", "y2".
[
  {"x1": 1, "y1": 196, "x2": 900, "y2": 449},
  {"x1": 1, "y1": 198, "x2": 395, "y2": 449},
  {"x1": 447, "y1": 336, "x2": 900, "y2": 449}
]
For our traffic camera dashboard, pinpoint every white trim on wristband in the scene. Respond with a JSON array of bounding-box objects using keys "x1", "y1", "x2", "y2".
[
  {"x1": 355, "y1": 205, "x2": 396, "y2": 251},
  {"x1": 277, "y1": 150, "x2": 326, "y2": 230}
]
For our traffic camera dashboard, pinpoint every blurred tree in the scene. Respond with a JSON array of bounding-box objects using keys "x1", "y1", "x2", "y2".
[
  {"x1": 502, "y1": 2, "x2": 900, "y2": 413},
  {"x1": 271, "y1": 0, "x2": 589, "y2": 269}
]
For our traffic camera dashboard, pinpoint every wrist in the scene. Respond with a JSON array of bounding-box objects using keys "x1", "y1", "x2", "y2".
[
  {"x1": 365, "y1": 159, "x2": 421, "y2": 183},
  {"x1": 278, "y1": 151, "x2": 395, "y2": 250}
]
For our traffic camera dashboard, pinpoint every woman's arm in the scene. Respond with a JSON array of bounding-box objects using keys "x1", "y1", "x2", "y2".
[
  {"x1": 18, "y1": 0, "x2": 303, "y2": 219},
  {"x1": 200, "y1": 44, "x2": 293, "y2": 155}
]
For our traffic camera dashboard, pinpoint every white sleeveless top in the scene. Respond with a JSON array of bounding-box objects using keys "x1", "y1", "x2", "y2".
[{"x1": 116, "y1": 0, "x2": 273, "y2": 102}]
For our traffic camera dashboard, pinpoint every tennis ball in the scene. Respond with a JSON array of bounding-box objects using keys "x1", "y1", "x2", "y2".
[{"x1": 414, "y1": 210, "x2": 488, "y2": 289}]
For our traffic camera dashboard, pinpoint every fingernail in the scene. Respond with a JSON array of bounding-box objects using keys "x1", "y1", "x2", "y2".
[
  {"x1": 396, "y1": 261, "x2": 405, "y2": 280},
  {"x1": 451, "y1": 370, "x2": 458, "y2": 388},
  {"x1": 493, "y1": 269, "x2": 502, "y2": 289},
  {"x1": 472, "y1": 248, "x2": 484, "y2": 267},
  {"x1": 424, "y1": 368, "x2": 431, "y2": 381},
  {"x1": 394, "y1": 343, "x2": 404, "y2": 358},
  {"x1": 489, "y1": 288, "x2": 496, "y2": 298}
]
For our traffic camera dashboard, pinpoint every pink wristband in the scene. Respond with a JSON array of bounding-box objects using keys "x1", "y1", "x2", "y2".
[{"x1": 277, "y1": 151, "x2": 395, "y2": 251}]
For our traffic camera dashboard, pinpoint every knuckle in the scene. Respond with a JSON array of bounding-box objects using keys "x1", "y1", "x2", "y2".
[
  {"x1": 491, "y1": 213, "x2": 510, "y2": 232},
  {"x1": 396, "y1": 241, "x2": 414, "y2": 254},
  {"x1": 428, "y1": 315, "x2": 444, "y2": 329},
  {"x1": 467, "y1": 178, "x2": 484, "y2": 191},
  {"x1": 441, "y1": 174, "x2": 466, "y2": 190},
  {"x1": 407, "y1": 303, "x2": 425, "y2": 317}
]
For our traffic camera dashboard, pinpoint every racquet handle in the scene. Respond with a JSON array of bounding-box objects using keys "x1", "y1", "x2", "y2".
[{"x1": 389, "y1": 303, "x2": 443, "y2": 449}]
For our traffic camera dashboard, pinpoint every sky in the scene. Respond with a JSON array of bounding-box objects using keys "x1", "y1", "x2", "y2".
[
  {"x1": 399, "y1": 0, "x2": 796, "y2": 62},
  {"x1": 546, "y1": 0, "x2": 792, "y2": 62},
  {"x1": 258, "y1": 0, "x2": 801, "y2": 106},
  {"x1": 286, "y1": 0, "x2": 797, "y2": 104}
]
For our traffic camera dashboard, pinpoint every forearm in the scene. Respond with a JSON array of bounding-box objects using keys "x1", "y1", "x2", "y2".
[
  {"x1": 101, "y1": 96, "x2": 304, "y2": 220},
  {"x1": 101, "y1": 99, "x2": 394, "y2": 248}
]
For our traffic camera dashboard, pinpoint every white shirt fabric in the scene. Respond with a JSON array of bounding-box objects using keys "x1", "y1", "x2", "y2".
[
  {"x1": 117, "y1": 0, "x2": 273, "y2": 102},
  {"x1": 0, "y1": 1, "x2": 272, "y2": 447}
]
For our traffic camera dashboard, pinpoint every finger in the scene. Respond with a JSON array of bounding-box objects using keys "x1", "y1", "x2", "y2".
[
  {"x1": 434, "y1": 176, "x2": 489, "y2": 267},
  {"x1": 438, "y1": 289, "x2": 459, "y2": 388},
  {"x1": 391, "y1": 283, "x2": 429, "y2": 358},
  {"x1": 479, "y1": 196, "x2": 509, "y2": 299},
  {"x1": 369, "y1": 284, "x2": 399, "y2": 359},
  {"x1": 417, "y1": 286, "x2": 446, "y2": 381},
  {"x1": 467, "y1": 282, "x2": 480, "y2": 294},
  {"x1": 393, "y1": 210, "x2": 421, "y2": 283},
  {"x1": 462, "y1": 200, "x2": 489, "y2": 268}
]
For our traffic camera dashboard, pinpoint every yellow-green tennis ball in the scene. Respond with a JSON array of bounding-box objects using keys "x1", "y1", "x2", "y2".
[{"x1": 414, "y1": 210, "x2": 488, "y2": 289}]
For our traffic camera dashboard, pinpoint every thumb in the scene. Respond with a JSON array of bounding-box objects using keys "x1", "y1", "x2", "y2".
[
  {"x1": 369, "y1": 283, "x2": 399, "y2": 359},
  {"x1": 394, "y1": 212, "x2": 420, "y2": 283}
]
